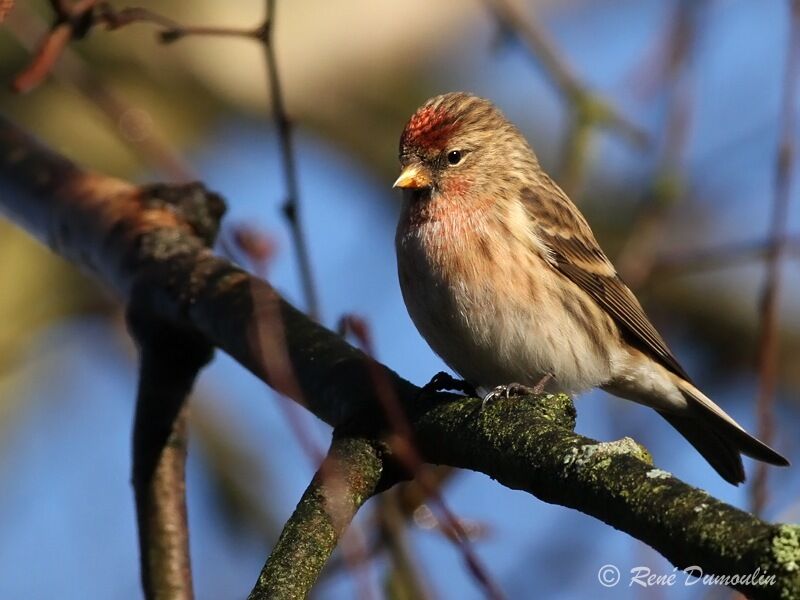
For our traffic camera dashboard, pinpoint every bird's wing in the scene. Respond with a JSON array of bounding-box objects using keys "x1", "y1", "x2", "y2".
[{"x1": 521, "y1": 185, "x2": 692, "y2": 382}]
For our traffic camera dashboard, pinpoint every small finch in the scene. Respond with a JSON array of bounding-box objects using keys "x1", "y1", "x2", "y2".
[{"x1": 394, "y1": 92, "x2": 789, "y2": 485}]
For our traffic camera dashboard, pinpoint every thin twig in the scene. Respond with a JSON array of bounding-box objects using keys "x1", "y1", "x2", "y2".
[
  {"x1": 95, "y1": 4, "x2": 179, "y2": 31},
  {"x1": 250, "y1": 284, "x2": 377, "y2": 598},
  {"x1": 260, "y1": 0, "x2": 320, "y2": 320},
  {"x1": 135, "y1": 0, "x2": 324, "y2": 318},
  {"x1": 341, "y1": 315, "x2": 505, "y2": 600},
  {"x1": 10, "y1": 21, "x2": 73, "y2": 92},
  {"x1": 751, "y1": 0, "x2": 800, "y2": 517},
  {"x1": 97, "y1": 5, "x2": 262, "y2": 43},
  {"x1": 319, "y1": 464, "x2": 459, "y2": 584}
]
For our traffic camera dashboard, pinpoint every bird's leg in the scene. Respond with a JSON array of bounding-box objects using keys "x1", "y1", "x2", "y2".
[
  {"x1": 420, "y1": 371, "x2": 478, "y2": 398},
  {"x1": 531, "y1": 372, "x2": 554, "y2": 395}
]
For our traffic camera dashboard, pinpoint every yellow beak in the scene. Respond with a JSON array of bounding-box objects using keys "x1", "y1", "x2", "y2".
[{"x1": 393, "y1": 164, "x2": 432, "y2": 189}]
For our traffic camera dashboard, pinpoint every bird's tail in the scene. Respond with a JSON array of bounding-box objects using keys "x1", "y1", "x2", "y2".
[{"x1": 658, "y1": 378, "x2": 789, "y2": 485}]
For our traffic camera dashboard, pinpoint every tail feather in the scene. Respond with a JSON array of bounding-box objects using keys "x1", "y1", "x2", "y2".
[
  {"x1": 663, "y1": 378, "x2": 789, "y2": 485},
  {"x1": 659, "y1": 411, "x2": 746, "y2": 484}
]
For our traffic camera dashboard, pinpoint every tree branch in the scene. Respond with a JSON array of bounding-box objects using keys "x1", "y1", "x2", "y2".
[
  {"x1": 411, "y1": 394, "x2": 798, "y2": 598},
  {"x1": 248, "y1": 433, "x2": 385, "y2": 599},
  {"x1": 0, "y1": 117, "x2": 798, "y2": 598},
  {"x1": 128, "y1": 312, "x2": 213, "y2": 600}
]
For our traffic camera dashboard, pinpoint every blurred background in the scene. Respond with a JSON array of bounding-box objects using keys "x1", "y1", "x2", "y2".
[{"x1": 0, "y1": 0, "x2": 799, "y2": 598}]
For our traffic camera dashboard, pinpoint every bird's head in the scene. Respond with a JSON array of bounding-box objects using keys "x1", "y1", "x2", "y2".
[{"x1": 394, "y1": 92, "x2": 538, "y2": 201}]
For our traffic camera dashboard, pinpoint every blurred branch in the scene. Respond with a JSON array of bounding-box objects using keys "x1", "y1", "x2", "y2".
[
  {"x1": 340, "y1": 314, "x2": 500, "y2": 599},
  {"x1": 0, "y1": 0, "x2": 14, "y2": 23},
  {"x1": 651, "y1": 237, "x2": 800, "y2": 277},
  {"x1": 0, "y1": 118, "x2": 798, "y2": 598},
  {"x1": 751, "y1": 0, "x2": 800, "y2": 516},
  {"x1": 248, "y1": 433, "x2": 385, "y2": 600},
  {"x1": 378, "y1": 491, "x2": 433, "y2": 600},
  {"x1": 616, "y1": 0, "x2": 704, "y2": 286},
  {"x1": 98, "y1": 5, "x2": 257, "y2": 41},
  {"x1": 320, "y1": 465, "x2": 456, "y2": 587},
  {"x1": 11, "y1": 0, "x2": 321, "y2": 318},
  {"x1": 7, "y1": 5, "x2": 195, "y2": 181},
  {"x1": 9, "y1": 0, "x2": 197, "y2": 93},
  {"x1": 483, "y1": 0, "x2": 648, "y2": 196},
  {"x1": 127, "y1": 313, "x2": 214, "y2": 600},
  {"x1": 9, "y1": 0, "x2": 98, "y2": 93},
  {"x1": 260, "y1": 0, "x2": 320, "y2": 320}
]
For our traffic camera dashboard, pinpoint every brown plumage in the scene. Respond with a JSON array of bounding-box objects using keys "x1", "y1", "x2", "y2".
[{"x1": 394, "y1": 92, "x2": 789, "y2": 485}]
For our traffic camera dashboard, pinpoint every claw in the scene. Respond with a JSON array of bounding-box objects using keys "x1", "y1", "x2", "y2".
[
  {"x1": 481, "y1": 383, "x2": 532, "y2": 408},
  {"x1": 481, "y1": 385, "x2": 507, "y2": 408}
]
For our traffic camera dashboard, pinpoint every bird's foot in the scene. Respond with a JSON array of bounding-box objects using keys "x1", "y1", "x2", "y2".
[
  {"x1": 481, "y1": 382, "x2": 533, "y2": 408},
  {"x1": 420, "y1": 371, "x2": 477, "y2": 398},
  {"x1": 481, "y1": 375, "x2": 554, "y2": 409}
]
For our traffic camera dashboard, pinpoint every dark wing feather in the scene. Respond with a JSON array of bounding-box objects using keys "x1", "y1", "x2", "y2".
[{"x1": 521, "y1": 186, "x2": 692, "y2": 382}]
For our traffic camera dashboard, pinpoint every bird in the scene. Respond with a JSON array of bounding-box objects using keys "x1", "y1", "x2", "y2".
[{"x1": 393, "y1": 91, "x2": 789, "y2": 485}]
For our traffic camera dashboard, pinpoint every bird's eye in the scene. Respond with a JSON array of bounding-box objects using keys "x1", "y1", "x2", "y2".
[{"x1": 446, "y1": 150, "x2": 464, "y2": 166}]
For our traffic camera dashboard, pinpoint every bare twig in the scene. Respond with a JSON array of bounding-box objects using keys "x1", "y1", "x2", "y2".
[
  {"x1": 751, "y1": 0, "x2": 800, "y2": 516},
  {"x1": 10, "y1": 20, "x2": 73, "y2": 93},
  {"x1": 218, "y1": 223, "x2": 278, "y2": 276},
  {"x1": 96, "y1": 4, "x2": 261, "y2": 43},
  {"x1": 248, "y1": 273, "x2": 377, "y2": 596},
  {"x1": 319, "y1": 464, "x2": 458, "y2": 585},
  {"x1": 95, "y1": 4, "x2": 179, "y2": 30},
  {"x1": 340, "y1": 315, "x2": 505, "y2": 600},
  {"x1": 0, "y1": 0, "x2": 14, "y2": 23},
  {"x1": 259, "y1": 0, "x2": 319, "y2": 319}
]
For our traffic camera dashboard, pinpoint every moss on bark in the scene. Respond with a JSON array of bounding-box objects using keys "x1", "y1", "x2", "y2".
[{"x1": 248, "y1": 434, "x2": 385, "y2": 600}]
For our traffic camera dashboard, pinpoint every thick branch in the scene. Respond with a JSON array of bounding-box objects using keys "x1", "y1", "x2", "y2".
[
  {"x1": 249, "y1": 433, "x2": 385, "y2": 599},
  {"x1": 412, "y1": 394, "x2": 799, "y2": 597},
  {"x1": 0, "y1": 117, "x2": 798, "y2": 598}
]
